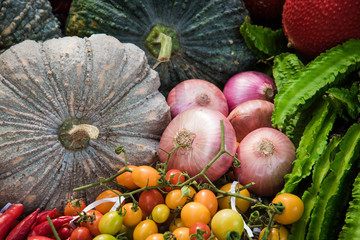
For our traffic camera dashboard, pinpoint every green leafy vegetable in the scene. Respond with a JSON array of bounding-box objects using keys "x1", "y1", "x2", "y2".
[{"x1": 240, "y1": 16, "x2": 287, "y2": 59}]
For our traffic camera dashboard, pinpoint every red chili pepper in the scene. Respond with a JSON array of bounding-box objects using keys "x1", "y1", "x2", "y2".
[
  {"x1": 27, "y1": 216, "x2": 73, "y2": 237},
  {"x1": 0, "y1": 203, "x2": 24, "y2": 240},
  {"x1": 5, "y1": 208, "x2": 40, "y2": 240},
  {"x1": 35, "y1": 208, "x2": 58, "y2": 226}
]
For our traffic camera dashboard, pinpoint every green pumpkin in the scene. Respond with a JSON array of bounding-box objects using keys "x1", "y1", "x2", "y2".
[
  {"x1": 0, "y1": 0, "x2": 62, "y2": 52},
  {"x1": 65, "y1": 0, "x2": 255, "y2": 96},
  {"x1": 0, "y1": 34, "x2": 171, "y2": 213}
]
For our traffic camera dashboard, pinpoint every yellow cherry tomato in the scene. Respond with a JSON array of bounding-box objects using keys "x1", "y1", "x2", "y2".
[
  {"x1": 218, "y1": 182, "x2": 251, "y2": 213},
  {"x1": 271, "y1": 193, "x2": 304, "y2": 225}
]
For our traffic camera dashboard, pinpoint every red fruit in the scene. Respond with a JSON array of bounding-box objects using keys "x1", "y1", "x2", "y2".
[
  {"x1": 243, "y1": 0, "x2": 285, "y2": 21},
  {"x1": 282, "y1": 0, "x2": 360, "y2": 59}
]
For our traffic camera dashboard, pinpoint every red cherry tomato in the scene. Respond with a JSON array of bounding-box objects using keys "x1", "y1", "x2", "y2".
[
  {"x1": 70, "y1": 227, "x2": 93, "y2": 240},
  {"x1": 164, "y1": 169, "x2": 186, "y2": 191},
  {"x1": 138, "y1": 189, "x2": 165, "y2": 218},
  {"x1": 189, "y1": 222, "x2": 211, "y2": 240}
]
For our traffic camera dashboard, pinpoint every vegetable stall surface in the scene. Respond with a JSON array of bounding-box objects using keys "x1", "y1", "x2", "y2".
[
  {"x1": 65, "y1": 0, "x2": 256, "y2": 96},
  {"x1": 0, "y1": 34, "x2": 171, "y2": 214}
]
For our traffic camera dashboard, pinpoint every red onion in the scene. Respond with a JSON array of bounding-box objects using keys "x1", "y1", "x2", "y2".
[
  {"x1": 228, "y1": 100, "x2": 274, "y2": 143},
  {"x1": 233, "y1": 127, "x2": 296, "y2": 196},
  {"x1": 167, "y1": 79, "x2": 229, "y2": 118},
  {"x1": 158, "y1": 107, "x2": 237, "y2": 183},
  {"x1": 223, "y1": 71, "x2": 277, "y2": 112}
]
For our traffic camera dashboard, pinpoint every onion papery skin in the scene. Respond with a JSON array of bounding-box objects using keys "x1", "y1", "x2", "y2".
[
  {"x1": 158, "y1": 107, "x2": 237, "y2": 183},
  {"x1": 223, "y1": 71, "x2": 277, "y2": 112},
  {"x1": 233, "y1": 127, "x2": 296, "y2": 197},
  {"x1": 167, "y1": 79, "x2": 229, "y2": 118},
  {"x1": 227, "y1": 100, "x2": 274, "y2": 143}
]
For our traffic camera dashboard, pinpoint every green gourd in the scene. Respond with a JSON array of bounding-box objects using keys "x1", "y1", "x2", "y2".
[
  {"x1": 65, "y1": 0, "x2": 255, "y2": 96},
  {"x1": 0, "y1": 0, "x2": 62, "y2": 52},
  {"x1": 0, "y1": 34, "x2": 171, "y2": 213}
]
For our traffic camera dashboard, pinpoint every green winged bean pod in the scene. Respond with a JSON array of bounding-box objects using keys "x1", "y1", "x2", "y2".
[
  {"x1": 306, "y1": 123, "x2": 360, "y2": 240},
  {"x1": 272, "y1": 39, "x2": 360, "y2": 131}
]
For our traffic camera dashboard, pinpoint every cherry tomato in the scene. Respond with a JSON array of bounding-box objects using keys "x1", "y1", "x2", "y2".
[
  {"x1": 218, "y1": 182, "x2": 251, "y2": 213},
  {"x1": 211, "y1": 209, "x2": 244, "y2": 240},
  {"x1": 145, "y1": 233, "x2": 165, "y2": 240},
  {"x1": 99, "y1": 211, "x2": 123, "y2": 235},
  {"x1": 132, "y1": 165, "x2": 160, "y2": 188},
  {"x1": 139, "y1": 189, "x2": 165, "y2": 218},
  {"x1": 259, "y1": 225, "x2": 290, "y2": 240},
  {"x1": 70, "y1": 227, "x2": 93, "y2": 240},
  {"x1": 64, "y1": 199, "x2": 86, "y2": 216},
  {"x1": 189, "y1": 222, "x2": 211, "y2": 240},
  {"x1": 122, "y1": 202, "x2": 143, "y2": 227},
  {"x1": 80, "y1": 209, "x2": 103, "y2": 236},
  {"x1": 165, "y1": 189, "x2": 187, "y2": 209},
  {"x1": 95, "y1": 189, "x2": 122, "y2": 214},
  {"x1": 152, "y1": 204, "x2": 170, "y2": 224},
  {"x1": 169, "y1": 218, "x2": 186, "y2": 232},
  {"x1": 271, "y1": 193, "x2": 304, "y2": 225},
  {"x1": 164, "y1": 169, "x2": 186, "y2": 191},
  {"x1": 93, "y1": 234, "x2": 117, "y2": 240},
  {"x1": 57, "y1": 224, "x2": 73, "y2": 239},
  {"x1": 181, "y1": 202, "x2": 211, "y2": 227},
  {"x1": 194, "y1": 189, "x2": 218, "y2": 217},
  {"x1": 116, "y1": 165, "x2": 139, "y2": 190},
  {"x1": 172, "y1": 227, "x2": 190, "y2": 240},
  {"x1": 133, "y1": 219, "x2": 158, "y2": 240}
]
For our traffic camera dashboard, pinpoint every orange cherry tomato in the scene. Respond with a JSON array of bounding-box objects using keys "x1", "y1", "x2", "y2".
[
  {"x1": 116, "y1": 165, "x2": 139, "y2": 190},
  {"x1": 80, "y1": 209, "x2": 103, "y2": 236},
  {"x1": 131, "y1": 165, "x2": 160, "y2": 188},
  {"x1": 194, "y1": 189, "x2": 218, "y2": 217},
  {"x1": 173, "y1": 227, "x2": 190, "y2": 240},
  {"x1": 259, "y1": 225, "x2": 290, "y2": 240},
  {"x1": 181, "y1": 202, "x2": 211, "y2": 227},
  {"x1": 95, "y1": 189, "x2": 122, "y2": 214},
  {"x1": 64, "y1": 199, "x2": 86, "y2": 216},
  {"x1": 133, "y1": 219, "x2": 158, "y2": 240},
  {"x1": 165, "y1": 189, "x2": 187, "y2": 209},
  {"x1": 145, "y1": 233, "x2": 165, "y2": 240},
  {"x1": 218, "y1": 182, "x2": 251, "y2": 213},
  {"x1": 122, "y1": 203, "x2": 143, "y2": 227},
  {"x1": 272, "y1": 193, "x2": 304, "y2": 225}
]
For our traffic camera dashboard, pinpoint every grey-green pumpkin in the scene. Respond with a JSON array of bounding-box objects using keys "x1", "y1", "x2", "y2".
[
  {"x1": 0, "y1": 0, "x2": 62, "y2": 52},
  {"x1": 0, "y1": 34, "x2": 171, "y2": 213},
  {"x1": 65, "y1": 0, "x2": 255, "y2": 96}
]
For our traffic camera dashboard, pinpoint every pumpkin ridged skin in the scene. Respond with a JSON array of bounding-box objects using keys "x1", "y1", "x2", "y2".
[
  {"x1": 65, "y1": 0, "x2": 255, "y2": 96},
  {"x1": 0, "y1": 0, "x2": 62, "y2": 52},
  {"x1": 0, "y1": 34, "x2": 171, "y2": 213}
]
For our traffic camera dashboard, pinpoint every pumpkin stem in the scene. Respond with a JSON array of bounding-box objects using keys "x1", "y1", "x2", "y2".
[
  {"x1": 58, "y1": 119, "x2": 99, "y2": 151},
  {"x1": 145, "y1": 24, "x2": 179, "y2": 67}
]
